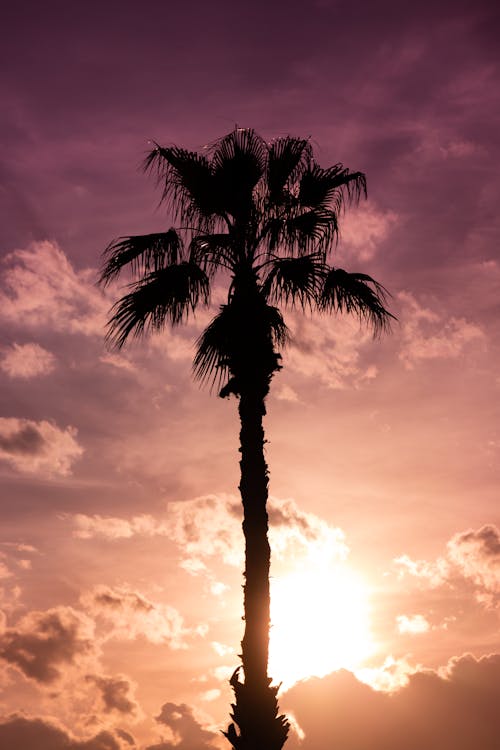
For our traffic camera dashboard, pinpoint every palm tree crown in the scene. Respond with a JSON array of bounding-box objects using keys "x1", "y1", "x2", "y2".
[
  {"x1": 99, "y1": 127, "x2": 393, "y2": 750},
  {"x1": 100, "y1": 127, "x2": 393, "y2": 392}
]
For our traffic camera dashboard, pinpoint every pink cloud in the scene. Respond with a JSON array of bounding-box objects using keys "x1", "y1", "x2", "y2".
[
  {"x1": 145, "y1": 702, "x2": 222, "y2": 750},
  {"x1": 447, "y1": 526, "x2": 500, "y2": 598},
  {"x1": 71, "y1": 513, "x2": 163, "y2": 540},
  {"x1": 0, "y1": 241, "x2": 109, "y2": 336},
  {"x1": 0, "y1": 417, "x2": 83, "y2": 476},
  {"x1": 0, "y1": 714, "x2": 133, "y2": 750},
  {"x1": 394, "y1": 524, "x2": 500, "y2": 608},
  {"x1": 0, "y1": 342, "x2": 55, "y2": 378},
  {"x1": 284, "y1": 312, "x2": 378, "y2": 390},
  {"x1": 0, "y1": 606, "x2": 96, "y2": 684},
  {"x1": 341, "y1": 201, "x2": 398, "y2": 261},
  {"x1": 283, "y1": 654, "x2": 500, "y2": 750},
  {"x1": 396, "y1": 614, "x2": 430, "y2": 635},
  {"x1": 85, "y1": 674, "x2": 140, "y2": 717},
  {"x1": 398, "y1": 291, "x2": 485, "y2": 369},
  {"x1": 81, "y1": 585, "x2": 192, "y2": 649}
]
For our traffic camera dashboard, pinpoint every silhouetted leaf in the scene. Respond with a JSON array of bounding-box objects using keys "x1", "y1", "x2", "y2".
[
  {"x1": 320, "y1": 267, "x2": 395, "y2": 336},
  {"x1": 99, "y1": 229, "x2": 182, "y2": 286},
  {"x1": 267, "y1": 136, "x2": 312, "y2": 204},
  {"x1": 106, "y1": 262, "x2": 209, "y2": 348},
  {"x1": 262, "y1": 253, "x2": 326, "y2": 309}
]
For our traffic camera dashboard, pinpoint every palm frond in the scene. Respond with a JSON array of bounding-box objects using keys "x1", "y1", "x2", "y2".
[
  {"x1": 210, "y1": 128, "x2": 267, "y2": 219},
  {"x1": 189, "y1": 233, "x2": 234, "y2": 274},
  {"x1": 319, "y1": 267, "x2": 395, "y2": 336},
  {"x1": 263, "y1": 208, "x2": 339, "y2": 256},
  {"x1": 262, "y1": 254, "x2": 326, "y2": 309},
  {"x1": 267, "y1": 136, "x2": 312, "y2": 204},
  {"x1": 299, "y1": 164, "x2": 367, "y2": 213},
  {"x1": 99, "y1": 229, "x2": 182, "y2": 286},
  {"x1": 144, "y1": 144, "x2": 217, "y2": 227},
  {"x1": 106, "y1": 262, "x2": 210, "y2": 348}
]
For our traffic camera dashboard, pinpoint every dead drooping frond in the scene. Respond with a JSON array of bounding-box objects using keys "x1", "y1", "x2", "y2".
[
  {"x1": 193, "y1": 301, "x2": 289, "y2": 391},
  {"x1": 105, "y1": 262, "x2": 210, "y2": 348}
]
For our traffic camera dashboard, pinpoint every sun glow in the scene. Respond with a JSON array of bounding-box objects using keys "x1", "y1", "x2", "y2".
[{"x1": 269, "y1": 564, "x2": 374, "y2": 689}]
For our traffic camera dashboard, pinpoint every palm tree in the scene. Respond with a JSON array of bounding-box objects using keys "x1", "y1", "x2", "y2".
[{"x1": 99, "y1": 127, "x2": 394, "y2": 750}]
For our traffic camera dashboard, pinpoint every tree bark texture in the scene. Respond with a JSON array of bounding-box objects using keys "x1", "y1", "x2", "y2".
[{"x1": 224, "y1": 386, "x2": 289, "y2": 750}]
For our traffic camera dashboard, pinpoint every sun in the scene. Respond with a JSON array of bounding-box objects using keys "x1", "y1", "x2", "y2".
[{"x1": 269, "y1": 563, "x2": 374, "y2": 689}]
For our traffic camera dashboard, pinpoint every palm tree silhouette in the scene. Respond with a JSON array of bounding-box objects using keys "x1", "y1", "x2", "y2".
[{"x1": 99, "y1": 128, "x2": 394, "y2": 750}]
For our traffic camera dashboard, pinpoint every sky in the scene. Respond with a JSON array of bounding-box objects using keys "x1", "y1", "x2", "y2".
[{"x1": 1, "y1": 0, "x2": 499, "y2": 747}]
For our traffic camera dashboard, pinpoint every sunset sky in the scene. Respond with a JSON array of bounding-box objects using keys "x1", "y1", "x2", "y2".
[{"x1": 1, "y1": 1, "x2": 500, "y2": 748}]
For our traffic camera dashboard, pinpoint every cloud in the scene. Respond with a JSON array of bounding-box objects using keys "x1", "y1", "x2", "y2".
[
  {"x1": 71, "y1": 495, "x2": 348, "y2": 580},
  {"x1": 98, "y1": 353, "x2": 138, "y2": 373},
  {"x1": 0, "y1": 241, "x2": 109, "y2": 336},
  {"x1": 398, "y1": 291, "x2": 485, "y2": 369},
  {"x1": 0, "y1": 714, "x2": 133, "y2": 750},
  {"x1": 81, "y1": 585, "x2": 191, "y2": 649},
  {"x1": 396, "y1": 614, "x2": 430, "y2": 634},
  {"x1": 284, "y1": 312, "x2": 378, "y2": 389},
  {"x1": 0, "y1": 418, "x2": 83, "y2": 476},
  {"x1": 340, "y1": 201, "x2": 398, "y2": 261},
  {"x1": 0, "y1": 606, "x2": 95, "y2": 683},
  {"x1": 86, "y1": 674, "x2": 139, "y2": 716},
  {"x1": 274, "y1": 384, "x2": 300, "y2": 403},
  {"x1": 283, "y1": 654, "x2": 500, "y2": 750},
  {"x1": 394, "y1": 524, "x2": 500, "y2": 608},
  {"x1": 71, "y1": 513, "x2": 163, "y2": 540},
  {"x1": 0, "y1": 561, "x2": 11, "y2": 581},
  {"x1": 0, "y1": 342, "x2": 55, "y2": 378},
  {"x1": 165, "y1": 494, "x2": 348, "y2": 573},
  {"x1": 145, "y1": 702, "x2": 221, "y2": 750},
  {"x1": 447, "y1": 526, "x2": 500, "y2": 599}
]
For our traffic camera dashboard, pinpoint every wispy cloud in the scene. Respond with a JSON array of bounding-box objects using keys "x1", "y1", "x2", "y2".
[{"x1": 398, "y1": 291, "x2": 485, "y2": 369}]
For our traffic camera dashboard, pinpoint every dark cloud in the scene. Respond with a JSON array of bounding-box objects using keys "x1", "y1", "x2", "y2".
[
  {"x1": 90, "y1": 587, "x2": 154, "y2": 614},
  {"x1": 0, "y1": 715, "x2": 133, "y2": 750},
  {"x1": 86, "y1": 674, "x2": 139, "y2": 716},
  {"x1": 283, "y1": 654, "x2": 500, "y2": 750},
  {"x1": 145, "y1": 702, "x2": 220, "y2": 750},
  {"x1": 0, "y1": 424, "x2": 44, "y2": 455},
  {"x1": 453, "y1": 525, "x2": 500, "y2": 558},
  {"x1": 0, "y1": 607, "x2": 94, "y2": 683}
]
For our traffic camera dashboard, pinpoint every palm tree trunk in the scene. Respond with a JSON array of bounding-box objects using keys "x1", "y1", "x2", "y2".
[{"x1": 224, "y1": 385, "x2": 289, "y2": 750}]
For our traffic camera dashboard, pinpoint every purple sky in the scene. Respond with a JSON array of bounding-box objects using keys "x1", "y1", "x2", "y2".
[{"x1": 1, "y1": 2, "x2": 500, "y2": 748}]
